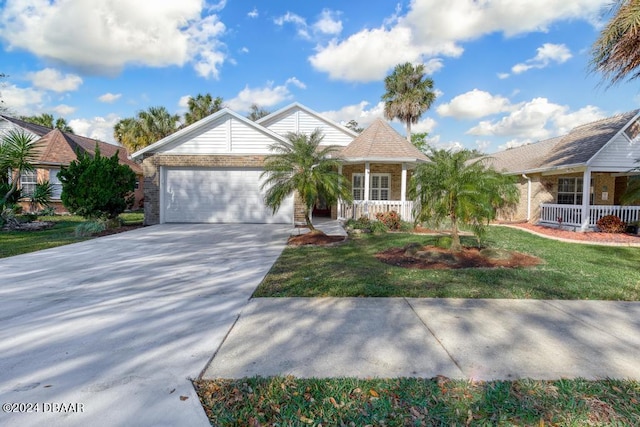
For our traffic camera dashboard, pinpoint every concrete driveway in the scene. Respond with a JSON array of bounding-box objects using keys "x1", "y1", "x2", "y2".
[{"x1": 0, "y1": 224, "x2": 290, "y2": 427}]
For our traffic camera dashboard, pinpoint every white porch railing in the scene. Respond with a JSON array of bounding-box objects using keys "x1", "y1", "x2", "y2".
[
  {"x1": 540, "y1": 204, "x2": 640, "y2": 228},
  {"x1": 338, "y1": 200, "x2": 415, "y2": 222}
]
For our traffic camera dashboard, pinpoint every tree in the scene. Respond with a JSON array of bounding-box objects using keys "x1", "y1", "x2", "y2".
[
  {"x1": 184, "y1": 93, "x2": 224, "y2": 125},
  {"x1": 114, "y1": 106, "x2": 180, "y2": 153},
  {"x1": 345, "y1": 119, "x2": 364, "y2": 133},
  {"x1": 0, "y1": 129, "x2": 38, "y2": 206},
  {"x1": 58, "y1": 145, "x2": 136, "y2": 220},
  {"x1": 621, "y1": 174, "x2": 640, "y2": 205},
  {"x1": 261, "y1": 130, "x2": 352, "y2": 231},
  {"x1": 411, "y1": 132, "x2": 431, "y2": 153},
  {"x1": 247, "y1": 103, "x2": 270, "y2": 121},
  {"x1": 20, "y1": 113, "x2": 74, "y2": 133},
  {"x1": 382, "y1": 62, "x2": 436, "y2": 142},
  {"x1": 590, "y1": 0, "x2": 640, "y2": 86},
  {"x1": 409, "y1": 149, "x2": 519, "y2": 251}
]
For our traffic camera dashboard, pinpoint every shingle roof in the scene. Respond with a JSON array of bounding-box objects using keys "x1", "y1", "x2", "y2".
[
  {"x1": 483, "y1": 109, "x2": 640, "y2": 174},
  {"x1": 1, "y1": 115, "x2": 54, "y2": 137},
  {"x1": 33, "y1": 129, "x2": 142, "y2": 174},
  {"x1": 339, "y1": 118, "x2": 428, "y2": 162}
]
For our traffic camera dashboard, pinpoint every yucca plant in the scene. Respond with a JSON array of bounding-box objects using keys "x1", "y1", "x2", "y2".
[{"x1": 29, "y1": 180, "x2": 53, "y2": 212}]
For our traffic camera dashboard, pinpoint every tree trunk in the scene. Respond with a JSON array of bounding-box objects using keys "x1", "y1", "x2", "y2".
[
  {"x1": 305, "y1": 205, "x2": 316, "y2": 231},
  {"x1": 406, "y1": 121, "x2": 412, "y2": 143},
  {"x1": 450, "y1": 216, "x2": 462, "y2": 252}
]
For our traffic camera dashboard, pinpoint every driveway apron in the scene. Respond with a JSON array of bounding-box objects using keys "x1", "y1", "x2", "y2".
[{"x1": 0, "y1": 224, "x2": 289, "y2": 427}]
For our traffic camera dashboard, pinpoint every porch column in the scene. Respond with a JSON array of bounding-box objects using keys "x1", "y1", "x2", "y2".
[
  {"x1": 580, "y1": 168, "x2": 592, "y2": 231},
  {"x1": 364, "y1": 161, "x2": 370, "y2": 215},
  {"x1": 400, "y1": 163, "x2": 407, "y2": 203},
  {"x1": 337, "y1": 164, "x2": 343, "y2": 219}
]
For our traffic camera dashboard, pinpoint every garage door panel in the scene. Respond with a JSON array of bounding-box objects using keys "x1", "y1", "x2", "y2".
[{"x1": 163, "y1": 168, "x2": 293, "y2": 224}]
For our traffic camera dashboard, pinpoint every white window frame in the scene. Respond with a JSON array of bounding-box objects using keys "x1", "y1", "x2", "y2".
[
  {"x1": 49, "y1": 169, "x2": 62, "y2": 199},
  {"x1": 20, "y1": 170, "x2": 37, "y2": 197},
  {"x1": 353, "y1": 173, "x2": 391, "y2": 201}
]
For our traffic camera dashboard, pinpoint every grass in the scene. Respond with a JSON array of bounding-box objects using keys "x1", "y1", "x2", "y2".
[
  {"x1": 0, "y1": 211, "x2": 144, "y2": 258},
  {"x1": 254, "y1": 226, "x2": 640, "y2": 300},
  {"x1": 195, "y1": 376, "x2": 640, "y2": 426}
]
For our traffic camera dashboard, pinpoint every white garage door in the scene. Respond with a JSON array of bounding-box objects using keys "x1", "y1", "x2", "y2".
[{"x1": 162, "y1": 167, "x2": 293, "y2": 224}]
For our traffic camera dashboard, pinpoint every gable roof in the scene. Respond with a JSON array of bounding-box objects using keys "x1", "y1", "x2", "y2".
[
  {"x1": 27, "y1": 128, "x2": 142, "y2": 174},
  {"x1": 130, "y1": 108, "x2": 288, "y2": 159},
  {"x1": 0, "y1": 115, "x2": 54, "y2": 137},
  {"x1": 339, "y1": 118, "x2": 428, "y2": 162},
  {"x1": 484, "y1": 109, "x2": 640, "y2": 174},
  {"x1": 257, "y1": 102, "x2": 358, "y2": 138}
]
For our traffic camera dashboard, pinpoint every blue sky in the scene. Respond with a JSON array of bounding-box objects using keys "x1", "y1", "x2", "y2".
[{"x1": 0, "y1": 0, "x2": 637, "y2": 154}]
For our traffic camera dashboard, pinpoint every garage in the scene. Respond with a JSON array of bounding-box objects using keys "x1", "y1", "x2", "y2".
[{"x1": 162, "y1": 167, "x2": 293, "y2": 224}]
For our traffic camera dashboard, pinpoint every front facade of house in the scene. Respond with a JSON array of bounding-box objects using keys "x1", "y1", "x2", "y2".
[
  {"x1": 486, "y1": 110, "x2": 640, "y2": 230},
  {"x1": 0, "y1": 115, "x2": 144, "y2": 213},
  {"x1": 132, "y1": 103, "x2": 427, "y2": 226}
]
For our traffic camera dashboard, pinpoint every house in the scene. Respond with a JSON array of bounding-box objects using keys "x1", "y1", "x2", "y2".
[
  {"x1": 484, "y1": 110, "x2": 640, "y2": 230},
  {"x1": 131, "y1": 103, "x2": 427, "y2": 225},
  {"x1": 0, "y1": 115, "x2": 144, "y2": 213}
]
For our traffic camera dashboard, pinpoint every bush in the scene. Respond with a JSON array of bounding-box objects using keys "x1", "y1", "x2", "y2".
[
  {"x1": 346, "y1": 216, "x2": 372, "y2": 230},
  {"x1": 74, "y1": 221, "x2": 106, "y2": 237},
  {"x1": 399, "y1": 220, "x2": 414, "y2": 232},
  {"x1": 375, "y1": 210, "x2": 401, "y2": 230},
  {"x1": 596, "y1": 215, "x2": 626, "y2": 233},
  {"x1": 58, "y1": 145, "x2": 136, "y2": 220},
  {"x1": 369, "y1": 220, "x2": 388, "y2": 234}
]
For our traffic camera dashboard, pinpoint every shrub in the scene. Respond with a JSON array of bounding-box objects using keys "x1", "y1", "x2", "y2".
[
  {"x1": 346, "y1": 216, "x2": 372, "y2": 230},
  {"x1": 74, "y1": 221, "x2": 106, "y2": 237},
  {"x1": 596, "y1": 215, "x2": 626, "y2": 233},
  {"x1": 399, "y1": 220, "x2": 414, "y2": 232},
  {"x1": 369, "y1": 220, "x2": 388, "y2": 234},
  {"x1": 375, "y1": 210, "x2": 401, "y2": 230}
]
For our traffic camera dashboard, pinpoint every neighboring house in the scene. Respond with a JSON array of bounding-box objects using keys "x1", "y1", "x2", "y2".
[
  {"x1": 484, "y1": 110, "x2": 640, "y2": 230},
  {"x1": 0, "y1": 115, "x2": 144, "y2": 213},
  {"x1": 131, "y1": 103, "x2": 427, "y2": 225}
]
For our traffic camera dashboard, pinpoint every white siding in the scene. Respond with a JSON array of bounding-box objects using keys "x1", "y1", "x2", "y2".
[
  {"x1": 162, "y1": 114, "x2": 275, "y2": 155},
  {"x1": 0, "y1": 119, "x2": 39, "y2": 139},
  {"x1": 263, "y1": 107, "x2": 354, "y2": 146},
  {"x1": 590, "y1": 133, "x2": 640, "y2": 169}
]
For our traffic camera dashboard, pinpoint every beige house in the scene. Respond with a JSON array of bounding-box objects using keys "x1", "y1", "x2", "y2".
[
  {"x1": 131, "y1": 103, "x2": 426, "y2": 225},
  {"x1": 485, "y1": 110, "x2": 640, "y2": 230},
  {"x1": 0, "y1": 115, "x2": 144, "y2": 213}
]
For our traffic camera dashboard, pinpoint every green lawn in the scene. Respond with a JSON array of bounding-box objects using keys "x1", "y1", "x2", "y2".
[
  {"x1": 255, "y1": 226, "x2": 640, "y2": 300},
  {"x1": 195, "y1": 376, "x2": 640, "y2": 426},
  {"x1": 0, "y1": 212, "x2": 144, "y2": 258}
]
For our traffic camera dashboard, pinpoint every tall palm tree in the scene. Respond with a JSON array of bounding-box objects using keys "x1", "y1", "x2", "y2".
[
  {"x1": 113, "y1": 106, "x2": 180, "y2": 153},
  {"x1": 184, "y1": 93, "x2": 224, "y2": 125},
  {"x1": 247, "y1": 103, "x2": 270, "y2": 121},
  {"x1": 382, "y1": 62, "x2": 436, "y2": 142},
  {"x1": 409, "y1": 149, "x2": 519, "y2": 251},
  {"x1": 591, "y1": 0, "x2": 640, "y2": 86},
  {"x1": 20, "y1": 113, "x2": 74, "y2": 133},
  {"x1": 0, "y1": 129, "x2": 38, "y2": 206},
  {"x1": 261, "y1": 129, "x2": 352, "y2": 231}
]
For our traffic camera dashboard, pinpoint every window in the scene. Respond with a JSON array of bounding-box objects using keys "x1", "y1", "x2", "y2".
[
  {"x1": 49, "y1": 169, "x2": 62, "y2": 199},
  {"x1": 557, "y1": 177, "x2": 593, "y2": 205},
  {"x1": 352, "y1": 173, "x2": 391, "y2": 201},
  {"x1": 20, "y1": 170, "x2": 36, "y2": 197}
]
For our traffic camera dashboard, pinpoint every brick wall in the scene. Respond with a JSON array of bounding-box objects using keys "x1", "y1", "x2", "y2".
[{"x1": 141, "y1": 154, "x2": 266, "y2": 225}]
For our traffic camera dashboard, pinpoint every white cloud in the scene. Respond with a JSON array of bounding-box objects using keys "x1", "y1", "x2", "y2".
[
  {"x1": 26, "y1": 68, "x2": 83, "y2": 92},
  {"x1": 0, "y1": 0, "x2": 227, "y2": 78},
  {"x1": 98, "y1": 92, "x2": 122, "y2": 103},
  {"x1": 309, "y1": 0, "x2": 604, "y2": 82},
  {"x1": 52, "y1": 104, "x2": 76, "y2": 116},
  {"x1": 247, "y1": 8, "x2": 258, "y2": 18},
  {"x1": 511, "y1": 43, "x2": 572, "y2": 75},
  {"x1": 437, "y1": 89, "x2": 512, "y2": 119},
  {"x1": 178, "y1": 95, "x2": 191, "y2": 109},
  {"x1": 69, "y1": 114, "x2": 121, "y2": 145},
  {"x1": 227, "y1": 78, "x2": 306, "y2": 111},
  {"x1": 312, "y1": 9, "x2": 342, "y2": 35},
  {"x1": 274, "y1": 12, "x2": 310, "y2": 39},
  {"x1": 412, "y1": 117, "x2": 438, "y2": 134},
  {"x1": 320, "y1": 101, "x2": 385, "y2": 128},
  {"x1": 467, "y1": 98, "x2": 606, "y2": 147},
  {"x1": 0, "y1": 84, "x2": 45, "y2": 115},
  {"x1": 240, "y1": 46, "x2": 249, "y2": 54}
]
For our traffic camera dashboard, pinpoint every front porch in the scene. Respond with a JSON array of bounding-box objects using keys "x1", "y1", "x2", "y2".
[
  {"x1": 540, "y1": 204, "x2": 640, "y2": 230},
  {"x1": 337, "y1": 200, "x2": 415, "y2": 222}
]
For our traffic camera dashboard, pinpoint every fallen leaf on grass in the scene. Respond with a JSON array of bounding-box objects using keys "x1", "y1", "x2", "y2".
[{"x1": 369, "y1": 389, "x2": 379, "y2": 398}]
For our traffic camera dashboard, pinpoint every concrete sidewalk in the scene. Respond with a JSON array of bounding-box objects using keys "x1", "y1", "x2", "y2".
[{"x1": 202, "y1": 298, "x2": 640, "y2": 380}]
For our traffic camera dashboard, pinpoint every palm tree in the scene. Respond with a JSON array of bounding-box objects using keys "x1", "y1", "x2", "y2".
[
  {"x1": 114, "y1": 106, "x2": 180, "y2": 153},
  {"x1": 0, "y1": 129, "x2": 38, "y2": 206},
  {"x1": 382, "y1": 62, "x2": 436, "y2": 142},
  {"x1": 20, "y1": 113, "x2": 74, "y2": 133},
  {"x1": 184, "y1": 93, "x2": 224, "y2": 125},
  {"x1": 261, "y1": 129, "x2": 352, "y2": 231},
  {"x1": 590, "y1": 0, "x2": 640, "y2": 86},
  {"x1": 621, "y1": 175, "x2": 640, "y2": 204},
  {"x1": 409, "y1": 149, "x2": 519, "y2": 251}
]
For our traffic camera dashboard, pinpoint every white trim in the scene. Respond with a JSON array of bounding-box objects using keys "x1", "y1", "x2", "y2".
[
  {"x1": 159, "y1": 166, "x2": 165, "y2": 224},
  {"x1": 401, "y1": 163, "x2": 407, "y2": 203},
  {"x1": 257, "y1": 102, "x2": 358, "y2": 137},
  {"x1": 580, "y1": 168, "x2": 592, "y2": 231}
]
